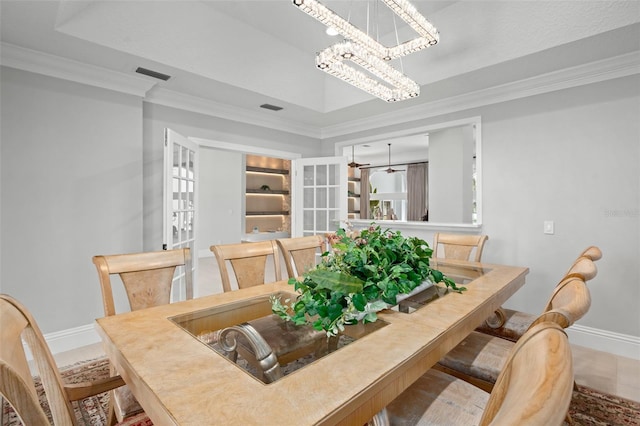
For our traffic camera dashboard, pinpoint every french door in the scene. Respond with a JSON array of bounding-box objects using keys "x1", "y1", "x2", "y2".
[
  {"x1": 163, "y1": 128, "x2": 198, "y2": 300},
  {"x1": 292, "y1": 156, "x2": 348, "y2": 237}
]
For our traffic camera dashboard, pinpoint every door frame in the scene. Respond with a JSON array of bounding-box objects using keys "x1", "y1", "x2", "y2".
[
  {"x1": 163, "y1": 128, "x2": 199, "y2": 299},
  {"x1": 190, "y1": 138, "x2": 303, "y2": 238}
]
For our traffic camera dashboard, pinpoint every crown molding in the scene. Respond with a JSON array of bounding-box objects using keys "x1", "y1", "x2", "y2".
[
  {"x1": 2, "y1": 41, "x2": 637, "y2": 140},
  {"x1": 145, "y1": 88, "x2": 321, "y2": 139},
  {"x1": 0, "y1": 42, "x2": 157, "y2": 97},
  {"x1": 321, "y1": 51, "x2": 640, "y2": 139}
]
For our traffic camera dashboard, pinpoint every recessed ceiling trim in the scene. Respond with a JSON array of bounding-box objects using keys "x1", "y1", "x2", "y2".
[
  {"x1": 146, "y1": 88, "x2": 321, "y2": 138},
  {"x1": 0, "y1": 42, "x2": 157, "y2": 97},
  {"x1": 321, "y1": 51, "x2": 640, "y2": 139},
  {"x1": 4, "y1": 41, "x2": 635, "y2": 141}
]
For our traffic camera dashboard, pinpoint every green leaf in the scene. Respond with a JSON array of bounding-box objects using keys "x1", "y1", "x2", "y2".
[
  {"x1": 327, "y1": 303, "x2": 344, "y2": 321},
  {"x1": 431, "y1": 269, "x2": 444, "y2": 282},
  {"x1": 307, "y1": 269, "x2": 364, "y2": 294},
  {"x1": 368, "y1": 300, "x2": 389, "y2": 311},
  {"x1": 363, "y1": 311, "x2": 378, "y2": 323},
  {"x1": 352, "y1": 293, "x2": 367, "y2": 311},
  {"x1": 272, "y1": 225, "x2": 464, "y2": 336}
]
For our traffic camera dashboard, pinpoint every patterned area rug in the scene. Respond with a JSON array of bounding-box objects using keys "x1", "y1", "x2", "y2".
[
  {"x1": 569, "y1": 385, "x2": 640, "y2": 426},
  {"x1": 1, "y1": 358, "x2": 152, "y2": 426},
  {"x1": 3, "y1": 357, "x2": 639, "y2": 425}
]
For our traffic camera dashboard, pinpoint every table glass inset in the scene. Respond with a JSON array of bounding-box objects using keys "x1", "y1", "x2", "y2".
[
  {"x1": 169, "y1": 291, "x2": 388, "y2": 383},
  {"x1": 430, "y1": 260, "x2": 492, "y2": 285},
  {"x1": 168, "y1": 262, "x2": 490, "y2": 383},
  {"x1": 396, "y1": 262, "x2": 492, "y2": 313}
]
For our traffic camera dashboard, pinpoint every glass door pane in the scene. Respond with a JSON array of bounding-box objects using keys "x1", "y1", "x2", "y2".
[
  {"x1": 164, "y1": 129, "x2": 198, "y2": 300},
  {"x1": 293, "y1": 156, "x2": 347, "y2": 237}
]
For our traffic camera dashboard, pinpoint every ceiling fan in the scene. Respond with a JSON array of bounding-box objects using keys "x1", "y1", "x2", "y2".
[
  {"x1": 348, "y1": 145, "x2": 370, "y2": 168},
  {"x1": 384, "y1": 143, "x2": 404, "y2": 173}
]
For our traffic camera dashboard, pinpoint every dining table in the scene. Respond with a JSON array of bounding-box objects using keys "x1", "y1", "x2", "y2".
[{"x1": 95, "y1": 258, "x2": 528, "y2": 425}]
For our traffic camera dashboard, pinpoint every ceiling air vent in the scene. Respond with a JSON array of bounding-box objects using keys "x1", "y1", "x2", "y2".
[
  {"x1": 135, "y1": 67, "x2": 171, "y2": 81},
  {"x1": 260, "y1": 103, "x2": 283, "y2": 111}
]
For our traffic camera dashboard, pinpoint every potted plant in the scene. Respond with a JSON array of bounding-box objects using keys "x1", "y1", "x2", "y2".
[{"x1": 271, "y1": 224, "x2": 465, "y2": 336}]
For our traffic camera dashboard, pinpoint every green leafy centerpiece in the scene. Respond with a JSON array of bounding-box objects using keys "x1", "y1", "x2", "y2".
[{"x1": 271, "y1": 224, "x2": 466, "y2": 336}]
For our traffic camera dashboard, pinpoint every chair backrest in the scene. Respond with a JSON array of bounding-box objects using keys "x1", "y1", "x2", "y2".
[
  {"x1": 92, "y1": 248, "x2": 192, "y2": 317},
  {"x1": 564, "y1": 255, "x2": 598, "y2": 282},
  {"x1": 276, "y1": 235, "x2": 325, "y2": 278},
  {"x1": 480, "y1": 321, "x2": 573, "y2": 425},
  {"x1": 579, "y1": 245, "x2": 603, "y2": 261},
  {"x1": 210, "y1": 240, "x2": 281, "y2": 292},
  {"x1": 0, "y1": 294, "x2": 76, "y2": 425},
  {"x1": 433, "y1": 233, "x2": 489, "y2": 262},
  {"x1": 535, "y1": 275, "x2": 591, "y2": 329}
]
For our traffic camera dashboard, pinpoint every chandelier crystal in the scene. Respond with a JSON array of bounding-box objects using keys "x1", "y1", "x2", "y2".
[
  {"x1": 292, "y1": 0, "x2": 439, "y2": 102},
  {"x1": 317, "y1": 41, "x2": 419, "y2": 102},
  {"x1": 293, "y1": 0, "x2": 439, "y2": 59}
]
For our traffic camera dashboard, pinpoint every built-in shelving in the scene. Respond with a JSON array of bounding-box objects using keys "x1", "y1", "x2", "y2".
[
  {"x1": 246, "y1": 189, "x2": 290, "y2": 195},
  {"x1": 246, "y1": 211, "x2": 290, "y2": 216},
  {"x1": 246, "y1": 166, "x2": 290, "y2": 175},
  {"x1": 245, "y1": 155, "x2": 291, "y2": 235},
  {"x1": 348, "y1": 171, "x2": 361, "y2": 220}
]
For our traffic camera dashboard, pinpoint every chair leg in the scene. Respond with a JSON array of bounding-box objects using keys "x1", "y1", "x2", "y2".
[
  {"x1": 565, "y1": 412, "x2": 575, "y2": 425},
  {"x1": 106, "y1": 391, "x2": 118, "y2": 426},
  {"x1": 563, "y1": 380, "x2": 580, "y2": 425}
]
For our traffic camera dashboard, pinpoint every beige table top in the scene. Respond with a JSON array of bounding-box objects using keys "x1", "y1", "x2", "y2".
[{"x1": 95, "y1": 259, "x2": 528, "y2": 425}]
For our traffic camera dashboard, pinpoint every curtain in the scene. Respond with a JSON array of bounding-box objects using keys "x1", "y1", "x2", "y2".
[
  {"x1": 359, "y1": 168, "x2": 370, "y2": 220},
  {"x1": 407, "y1": 163, "x2": 427, "y2": 221}
]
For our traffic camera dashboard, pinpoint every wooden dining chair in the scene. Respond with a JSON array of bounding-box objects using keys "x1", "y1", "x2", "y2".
[
  {"x1": 0, "y1": 294, "x2": 151, "y2": 426},
  {"x1": 577, "y1": 245, "x2": 603, "y2": 262},
  {"x1": 210, "y1": 241, "x2": 332, "y2": 378},
  {"x1": 479, "y1": 248, "x2": 601, "y2": 341},
  {"x1": 380, "y1": 321, "x2": 573, "y2": 426},
  {"x1": 432, "y1": 232, "x2": 489, "y2": 262},
  {"x1": 434, "y1": 273, "x2": 590, "y2": 393},
  {"x1": 92, "y1": 248, "x2": 193, "y2": 317},
  {"x1": 92, "y1": 247, "x2": 192, "y2": 422},
  {"x1": 276, "y1": 235, "x2": 326, "y2": 278},
  {"x1": 211, "y1": 240, "x2": 281, "y2": 292}
]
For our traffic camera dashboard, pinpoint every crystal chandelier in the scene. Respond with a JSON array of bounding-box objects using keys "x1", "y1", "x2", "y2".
[
  {"x1": 316, "y1": 41, "x2": 420, "y2": 102},
  {"x1": 292, "y1": 0, "x2": 439, "y2": 102}
]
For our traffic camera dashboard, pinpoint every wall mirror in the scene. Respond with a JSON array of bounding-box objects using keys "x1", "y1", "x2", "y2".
[{"x1": 339, "y1": 117, "x2": 481, "y2": 227}]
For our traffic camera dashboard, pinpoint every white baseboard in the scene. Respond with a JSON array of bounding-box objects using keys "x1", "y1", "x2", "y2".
[
  {"x1": 30, "y1": 321, "x2": 640, "y2": 362},
  {"x1": 566, "y1": 324, "x2": 640, "y2": 360},
  {"x1": 25, "y1": 324, "x2": 101, "y2": 361}
]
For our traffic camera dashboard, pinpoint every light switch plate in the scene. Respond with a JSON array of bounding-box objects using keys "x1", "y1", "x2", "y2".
[{"x1": 544, "y1": 221, "x2": 554, "y2": 235}]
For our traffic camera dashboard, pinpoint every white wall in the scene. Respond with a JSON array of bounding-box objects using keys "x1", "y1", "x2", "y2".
[
  {"x1": 428, "y1": 126, "x2": 474, "y2": 223},
  {"x1": 142, "y1": 103, "x2": 322, "y2": 252},
  {"x1": 198, "y1": 148, "x2": 243, "y2": 254},
  {"x1": 331, "y1": 75, "x2": 640, "y2": 345},
  {"x1": 0, "y1": 67, "x2": 144, "y2": 333},
  {"x1": 1, "y1": 66, "x2": 637, "y2": 357},
  {"x1": 0, "y1": 70, "x2": 321, "y2": 337},
  {"x1": 480, "y1": 76, "x2": 639, "y2": 339}
]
